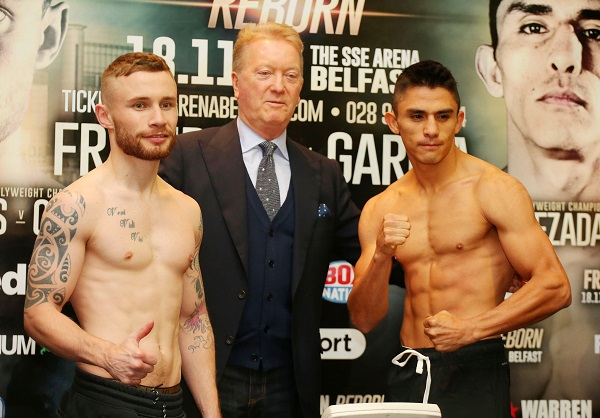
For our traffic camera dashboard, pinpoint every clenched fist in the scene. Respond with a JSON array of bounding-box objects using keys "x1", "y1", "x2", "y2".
[
  {"x1": 423, "y1": 310, "x2": 475, "y2": 352},
  {"x1": 377, "y1": 214, "x2": 411, "y2": 256}
]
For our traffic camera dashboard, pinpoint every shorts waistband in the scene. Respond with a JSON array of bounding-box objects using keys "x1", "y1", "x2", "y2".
[
  {"x1": 74, "y1": 368, "x2": 183, "y2": 403},
  {"x1": 131, "y1": 382, "x2": 181, "y2": 395},
  {"x1": 75, "y1": 368, "x2": 182, "y2": 395},
  {"x1": 402, "y1": 338, "x2": 505, "y2": 365}
]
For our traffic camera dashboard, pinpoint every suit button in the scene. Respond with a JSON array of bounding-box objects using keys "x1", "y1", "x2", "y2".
[
  {"x1": 237, "y1": 290, "x2": 247, "y2": 300},
  {"x1": 269, "y1": 229, "x2": 275, "y2": 237},
  {"x1": 251, "y1": 354, "x2": 259, "y2": 362},
  {"x1": 225, "y1": 335, "x2": 234, "y2": 345},
  {"x1": 266, "y1": 293, "x2": 274, "y2": 302},
  {"x1": 268, "y1": 259, "x2": 275, "y2": 268},
  {"x1": 263, "y1": 326, "x2": 269, "y2": 333}
]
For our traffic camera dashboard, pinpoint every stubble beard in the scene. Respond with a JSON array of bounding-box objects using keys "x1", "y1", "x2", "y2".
[{"x1": 114, "y1": 124, "x2": 175, "y2": 161}]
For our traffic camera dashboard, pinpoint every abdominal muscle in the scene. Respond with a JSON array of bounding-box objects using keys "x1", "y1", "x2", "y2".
[
  {"x1": 70, "y1": 265, "x2": 184, "y2": 387},
  {"x1": 398, "y1": 248, "x2": 514, "y2": 349}
]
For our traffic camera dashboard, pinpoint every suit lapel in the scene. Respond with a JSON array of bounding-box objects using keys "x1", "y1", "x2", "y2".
[
  {"x1": 200, "y1": 121, "x2": 249, "y2": 275},
  {"x1": 288, "y1": 140, "x2": 320, "y2": 294}
]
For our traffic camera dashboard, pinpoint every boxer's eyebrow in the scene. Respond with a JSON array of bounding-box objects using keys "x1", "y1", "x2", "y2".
[
  {"x1": 578, "y1": 9, "x2": 600, "y2": 21},
  {"x1": 505, "y1": 2, "x2": 552, "y2": 17}
]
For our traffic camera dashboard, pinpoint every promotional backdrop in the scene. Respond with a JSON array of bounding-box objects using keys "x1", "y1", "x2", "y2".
[{"x1": 0, "y1": 1, "x2": 597, "y2": 417}]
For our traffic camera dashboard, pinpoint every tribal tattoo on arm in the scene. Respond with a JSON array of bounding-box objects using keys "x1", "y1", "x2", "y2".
[
  {"x1": 25, "y1": 190, "x2": 86, "y2": 309},
  {"x1": 183, "y1": 220, "x2": 213, "y2": 352}
]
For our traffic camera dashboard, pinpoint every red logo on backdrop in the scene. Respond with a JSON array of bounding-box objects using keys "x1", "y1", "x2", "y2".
[
  {"x1": 323, "y1": 260, "x2": 354, "y2": 304},
  {"x1": 511, "y1": 402, "x2": 519, "y2": 418}
]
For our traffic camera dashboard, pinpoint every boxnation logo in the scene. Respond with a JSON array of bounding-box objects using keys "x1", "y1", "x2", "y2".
[{"x1": 323, "y1": 260, "x2": 354, "y2": 304}]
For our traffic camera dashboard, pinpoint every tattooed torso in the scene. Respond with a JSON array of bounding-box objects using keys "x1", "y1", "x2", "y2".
[{"x1": 25, "y1": 171, "x2": 203, "y2": 387}]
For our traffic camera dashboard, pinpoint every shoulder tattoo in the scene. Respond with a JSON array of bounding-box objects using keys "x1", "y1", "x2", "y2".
[{"x1": 25, "y1": 190, "x2": 86, "y2": 309}]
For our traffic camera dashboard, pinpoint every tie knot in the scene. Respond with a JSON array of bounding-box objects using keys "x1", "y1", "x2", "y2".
[{"x1": 259, "y1": 141, "x2": 277, "y2": 157}]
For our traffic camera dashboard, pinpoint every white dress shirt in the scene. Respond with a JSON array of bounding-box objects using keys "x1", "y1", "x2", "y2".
[{"x1": 238, "y1": 118, "x2": 291, "y2": 206}]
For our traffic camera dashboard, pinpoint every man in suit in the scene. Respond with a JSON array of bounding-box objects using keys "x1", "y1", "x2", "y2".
[{"x1": 159, "y1": 22, "x2": 360, "y2": 418}]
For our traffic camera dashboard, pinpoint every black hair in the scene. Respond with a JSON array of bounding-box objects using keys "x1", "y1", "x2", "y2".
[
  {"x1": 489, "y1": 0, "x2": 503, "y2": 50},
  {"x1": 391, "y1": 60, "x2": 461, "y2": 113}
]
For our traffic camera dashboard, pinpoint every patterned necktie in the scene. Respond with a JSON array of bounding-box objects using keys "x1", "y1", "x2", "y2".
[{"x1": 256, "y1": 141, "x2": 280, "y2": 220}]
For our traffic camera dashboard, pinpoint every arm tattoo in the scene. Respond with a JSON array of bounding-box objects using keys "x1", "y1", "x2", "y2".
[
  {"x1": 183, "y1": 302, "x2": 214, "y2": 352},
  {"x1": 184, "y1": 219, "x2": 213, "y2": 351},
  {"x1": 183, "y1": 303, "x2": 208, "y2": 334},
  {"x1": 186, "y1": 223, "x2": 204, "y2": 299},
  {"x1": 25, "y1": 190, "x2": 86, "y2": 309},
  {"x1": 188, "y1": 335, "x2": 212, "y2": 352}
]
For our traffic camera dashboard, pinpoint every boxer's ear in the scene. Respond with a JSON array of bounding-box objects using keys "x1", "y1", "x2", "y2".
[
  {"x1": 95, "y1": 103, "x2": 114, "y2": 130},
  {"x1": 476, "y1": 44, "x2": 504, "y2": 98},
  {"x1": 36, "y1": 2, "x2": 69, "y2": 69},
  {"x1": 384, "y1": 111, "x2": 400, "y2": 135}
]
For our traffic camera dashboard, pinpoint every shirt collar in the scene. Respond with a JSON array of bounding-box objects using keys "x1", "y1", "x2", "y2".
[{"x1": 238, "y1": 118, "x2": 289, "y2": 161}]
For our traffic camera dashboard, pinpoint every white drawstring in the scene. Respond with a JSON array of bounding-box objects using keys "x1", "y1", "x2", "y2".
[{"x1": 391, "y1": 348, "x2": 433, "y2": 404}]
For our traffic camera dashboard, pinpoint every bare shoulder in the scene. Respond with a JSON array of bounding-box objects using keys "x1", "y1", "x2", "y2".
[
  {"x1": 468, "y1": 156, "x2": 534, "y2": 222},
  {"x1": 475, "y1": 158, "x2": 529, "y2": 200},
  {"x1": 60, "y1": 164, "x2": 105, "y2": 203},
  {"x1": 157, "y1": 176, "x2": 201, "y2": 220},
  {"x1": 362, "y1": 174, "x2": 414, "y2": 221},
  {"x1": 42, "y1": 173, "x2": 103, "y2": 235}
]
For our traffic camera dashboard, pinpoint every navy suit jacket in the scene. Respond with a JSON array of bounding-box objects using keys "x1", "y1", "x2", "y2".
[{"x1": 159, "y1": 120, "x2": 360, "y2": 417}]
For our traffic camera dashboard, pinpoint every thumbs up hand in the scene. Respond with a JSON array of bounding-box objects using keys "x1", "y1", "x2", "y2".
[{"x1": 105, "y1": 320, "x2": 158, "y2": 384}]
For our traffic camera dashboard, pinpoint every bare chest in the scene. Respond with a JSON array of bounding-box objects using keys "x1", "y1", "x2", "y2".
[
  {"x1": 395, "y1": 184, "x2": 493, "y2": 263},
  {"x1": 88, "y1": 203, "x2": 194, "y2": 273}
]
